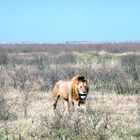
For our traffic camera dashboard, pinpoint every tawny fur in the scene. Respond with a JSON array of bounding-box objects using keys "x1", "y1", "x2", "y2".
[{"x1": 51, "y1": 75, "x2": 89, "y2": 112}]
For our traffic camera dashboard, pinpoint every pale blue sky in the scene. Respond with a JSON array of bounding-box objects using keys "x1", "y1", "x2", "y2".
[{"x1": 0, "y1": 0, "x2": 140, "y2": 42}]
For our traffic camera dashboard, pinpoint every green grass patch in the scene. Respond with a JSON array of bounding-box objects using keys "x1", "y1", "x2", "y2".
[{"x1": 76, "y1": 53, "x2": 121, "y2": 66}]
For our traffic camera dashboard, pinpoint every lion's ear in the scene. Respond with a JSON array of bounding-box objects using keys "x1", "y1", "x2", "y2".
[
  {"x1": 72, "y1": 75, "x2": 85, "y2": 83},
  {"x1": 77, "y1": 76, "x2": 85, "y2": 81}
]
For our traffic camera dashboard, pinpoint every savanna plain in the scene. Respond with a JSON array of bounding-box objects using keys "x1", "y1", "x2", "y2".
[{"x1": 0, "y1": 43, "x2": 140, "y2": 140}]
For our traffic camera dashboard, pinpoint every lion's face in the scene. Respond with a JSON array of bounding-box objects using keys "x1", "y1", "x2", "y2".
[{"x1": 77, "y1": 81, "x2": 89, "y2": 100}]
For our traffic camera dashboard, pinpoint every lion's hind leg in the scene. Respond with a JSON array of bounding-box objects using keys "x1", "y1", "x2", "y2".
[{"x1": 53, "y1": 95, "x2": 60, "y2": 109}]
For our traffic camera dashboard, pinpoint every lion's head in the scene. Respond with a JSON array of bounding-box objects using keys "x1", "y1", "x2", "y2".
[{"x1": 71, "y1": 76, "x2": 89, "y2": 100}]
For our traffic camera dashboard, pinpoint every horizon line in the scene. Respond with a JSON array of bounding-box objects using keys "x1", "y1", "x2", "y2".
[{"x1": 0, "y1": 40, "x2": 140, "y2": 45}]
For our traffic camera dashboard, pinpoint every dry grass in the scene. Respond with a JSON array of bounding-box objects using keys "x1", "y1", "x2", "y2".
[
  {"x1": 0, "y1": 43, "x2": 140, "y2": 139},
  {"x1": 0, "y1": 90, "x2": 139, "y2": 140}
]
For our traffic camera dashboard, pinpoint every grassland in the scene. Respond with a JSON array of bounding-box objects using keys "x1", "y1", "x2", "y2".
[{"x1": 0, "y1": 42, "x2": 140, "y2": 140}]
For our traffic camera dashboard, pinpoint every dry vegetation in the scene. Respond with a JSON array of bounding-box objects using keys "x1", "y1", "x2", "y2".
[{"x1": 0, "y1": 42, "x2": 140, "y2": 140}]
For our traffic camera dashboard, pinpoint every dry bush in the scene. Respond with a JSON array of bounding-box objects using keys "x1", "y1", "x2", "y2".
[
  {"x1": 0, "y1": 90, "x2": 139, "y2": 140},
  {"x1": 0, "y1": 43, "x2": 140, "y2": 140},
  {"x1": 0, "y1": 93, "x2": 9, "y2": 120},
  {"x1": 0, "y1": 50, "x2": 139, "y2": 94},
  {"x1": 27, "y1": 106, "x2": 136, "y2": 140},
  {"x1": 0, "y1": 52, "x2": 9, "y2": 65},
  {"x1": 92, "y1": 66, "x2": 134, "y2": 94},
  {"x1": 56, "y1": 52, "x2": 77, "y2": 64},
  {"x1": 121, "y1": 55, "x2": 140, "y2": 94},
  {"x1": 1, "y1": 42, "x2": 140, "y2": 53}
]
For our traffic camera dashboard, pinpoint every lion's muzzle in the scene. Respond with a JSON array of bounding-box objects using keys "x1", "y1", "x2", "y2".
[{"x1": 79, "y1": 92, "x2": 87, "y2": 100}]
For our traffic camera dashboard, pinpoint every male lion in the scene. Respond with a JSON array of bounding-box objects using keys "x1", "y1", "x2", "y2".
[{"x1": 51, "y1": 75, "x2": 89, "y2": 112}]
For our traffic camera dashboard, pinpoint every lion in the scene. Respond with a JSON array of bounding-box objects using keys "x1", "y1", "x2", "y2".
[{"x1": 51, "y1": 75, "x2": 89, "y2": 112}]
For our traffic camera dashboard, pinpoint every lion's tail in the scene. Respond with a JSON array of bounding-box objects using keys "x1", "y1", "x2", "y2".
[
  {"x1": 51, "y1": 82, "x2": 60, "y2": 109},
  {"x1": 52, "y1": 82, "x2": 59, "y2": 99}
]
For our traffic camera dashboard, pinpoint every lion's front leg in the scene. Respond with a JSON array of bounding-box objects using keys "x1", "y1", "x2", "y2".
[
  {"x1": 68, "y1": 93, "x2": 75, "y2": 112},
  {"x1": 69, "y1": 101, "x2": 75, "y2": 112},
  {"x1": 78, "y1": 100, "x2": 87, "y2": 112},
  {"x1": 73, "y1": 100, "x2": 79, "y2": 112},
  {"x1": 63, "y1": 100, "x2": 75, "y2": 112},
  {"x1": 63, "y1": 100, "x2": 69, "y2": 112}
]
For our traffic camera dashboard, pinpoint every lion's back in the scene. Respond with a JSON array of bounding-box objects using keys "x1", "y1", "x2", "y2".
[{"x1": 52, "y1": 80, "x2": 72, "y2": 100}]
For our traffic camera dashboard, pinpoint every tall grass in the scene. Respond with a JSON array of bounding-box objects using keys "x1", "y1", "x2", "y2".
[
  {"x1": 0, "y1": 93, "x2": 139, "y2": 140},
  {"x1": 0, "y1": 43, "x2": 140, "y2": 139},
  {"x1": 0, "y1": 48, "x2": 139, "y2": 94}
]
